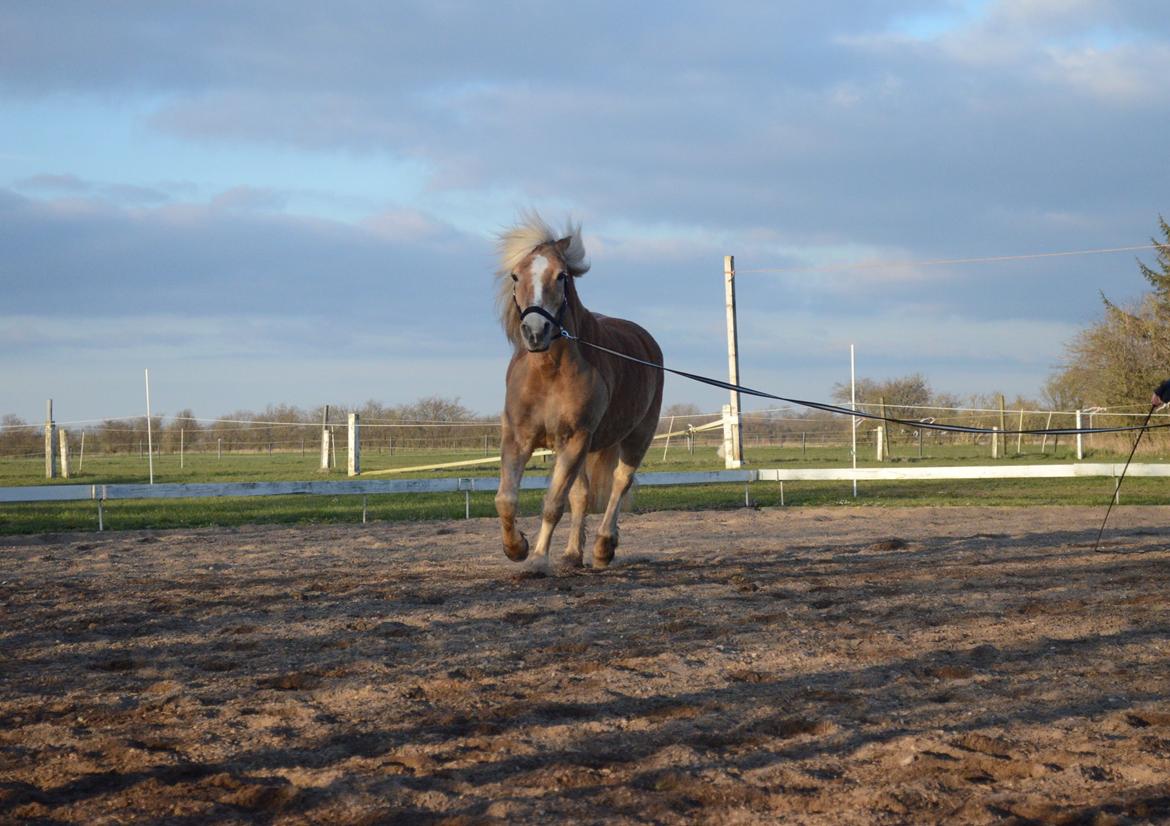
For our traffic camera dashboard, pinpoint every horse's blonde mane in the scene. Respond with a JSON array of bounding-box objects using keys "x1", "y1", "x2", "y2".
[{"x1": 495, "y1": 211, "x2": 590, "y2": 346}]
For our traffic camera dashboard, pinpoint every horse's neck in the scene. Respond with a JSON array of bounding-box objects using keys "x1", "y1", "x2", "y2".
[{"x1": 568, "y1": 295, "x2": 600, "y2": 342}]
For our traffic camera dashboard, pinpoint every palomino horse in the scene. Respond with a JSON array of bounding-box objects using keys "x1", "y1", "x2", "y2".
[{"x1": 494, "y1": 214, "x2": 664, "y2": 569}]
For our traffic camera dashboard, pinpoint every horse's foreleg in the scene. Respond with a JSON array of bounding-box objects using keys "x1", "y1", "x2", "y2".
[
  {"x1": 532, "y1": 433, "x2": 590, "y2": 568},
  {"x1": 562, "y1": 469, "x2": 590, "y2": 569},
  {"x1": 593, "y1": 456, "x2": 638, "y2": 569},
  {"x1": 495, "y1": 432, "x2": 533, "y2": 562}
]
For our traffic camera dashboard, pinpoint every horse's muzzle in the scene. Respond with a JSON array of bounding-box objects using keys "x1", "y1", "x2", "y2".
[{"x1": 521, "y1": 319, "x2": 553, "y2": 351}]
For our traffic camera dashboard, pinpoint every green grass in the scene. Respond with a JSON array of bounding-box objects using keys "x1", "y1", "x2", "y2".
[
  {"x1": 3, "y1": 475, "x2": 1169, "y2": 536},
  {"x1": 0, "y1": 442, "x2": 1128, "y2": 487},
  {"x1": 3, "y1": 441, "x2": 1168, "y2": 535}
]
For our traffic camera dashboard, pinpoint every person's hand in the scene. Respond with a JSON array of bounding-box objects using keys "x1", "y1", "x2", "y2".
[{"x1": 1154, "y1": 393, "x2": 1165, "y2": 408}]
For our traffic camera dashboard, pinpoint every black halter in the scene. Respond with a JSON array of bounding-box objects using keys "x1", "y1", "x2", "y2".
[{"x1": 513, "y1": 291, "x2": 569, "y2": 337}]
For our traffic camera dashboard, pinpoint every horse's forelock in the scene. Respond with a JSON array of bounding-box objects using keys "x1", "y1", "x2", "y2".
[{"x1": 495, "y1": 212, "x2": 590, "y2": 345}]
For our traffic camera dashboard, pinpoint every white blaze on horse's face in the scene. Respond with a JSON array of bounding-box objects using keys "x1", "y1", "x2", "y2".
[
  {"x1": 518, "y1": 250, "x2": 567, "y2": 352},
  {"x1": 529, "y1": 254, "x2": 549, "y2": 309}
]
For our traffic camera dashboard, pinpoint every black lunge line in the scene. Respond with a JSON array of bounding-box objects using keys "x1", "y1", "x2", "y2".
[
  {"x1": 561, "y1": 329, "x2": 1166, "y2": 437},
  {"x1": 1092, "y1": 403, "x2": 1157, "y2": 553}
]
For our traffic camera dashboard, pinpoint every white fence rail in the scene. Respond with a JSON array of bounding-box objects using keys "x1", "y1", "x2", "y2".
[
  {"x1": 1, "y1": 464, "x2": 1165, "y2": 506},
  {"x1": 756, "y1": 463, "x2": 1170, "y2": 482},
  {"x1": 0, "y1": 470, "x2": 755, "y2": 503}
]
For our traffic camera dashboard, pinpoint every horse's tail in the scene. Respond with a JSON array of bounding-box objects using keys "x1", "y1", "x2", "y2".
[{"x1": 586, "y1": 446, "x2": 621, "y2": 513}]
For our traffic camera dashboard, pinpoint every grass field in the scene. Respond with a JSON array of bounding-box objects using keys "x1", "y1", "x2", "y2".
[
  {"x1": 0, "y1": 441, "x2": 1127, "y2": 486},
  {"x1": 3, "y1": 442, "x2": 1169, "y2": 534},
  {"x1": 2, "y1": 437, "x2": 1170, "y2": 533}
]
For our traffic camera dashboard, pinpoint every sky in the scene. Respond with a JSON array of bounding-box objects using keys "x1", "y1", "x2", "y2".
[{"x1": 3, "y1": 0, "x2": 1170, "y2": 425}]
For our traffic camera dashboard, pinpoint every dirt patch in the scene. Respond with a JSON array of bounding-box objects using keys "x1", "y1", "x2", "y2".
[{"x1": 2, "y1": 505, "x2": 1170, "y2": 823}]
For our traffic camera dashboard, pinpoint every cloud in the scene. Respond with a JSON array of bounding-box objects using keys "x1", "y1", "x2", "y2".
[
  {"x1": 14, "y1": 173, "x2": 174, "y2": 205},
  {"x1": 2, "y1": 2, "x2": 1168, "y2": 420},
  {"x1": 5, "y1": 2, "x2": 1166, "y2": 253},
  {"x1": 210, "y1": 186, "x2": 289, "y2": 212},
  {"x1": 0, "y1": 186, "x2": 492, "y2": 327},
  {"x1": 360, "y1": 207, "x2": 460, "y2": 244}
]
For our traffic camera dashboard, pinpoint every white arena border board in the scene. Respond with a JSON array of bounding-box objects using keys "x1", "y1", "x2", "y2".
[{"x1": 2, "y1": 464, "x2": 1169, "y2": 504}]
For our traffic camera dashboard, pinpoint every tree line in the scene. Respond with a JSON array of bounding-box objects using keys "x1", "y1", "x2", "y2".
[
  {"x1": 5, "y1": 223, "x2": 1166, "y2": 459},
  {"x1": 0, "y1": 396, "x2": 499, "y2": 457}
]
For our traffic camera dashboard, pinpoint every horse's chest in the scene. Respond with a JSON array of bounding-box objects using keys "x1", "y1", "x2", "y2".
[{"x1": 510, "y1": 366, "x2": 608, "y2": 442}]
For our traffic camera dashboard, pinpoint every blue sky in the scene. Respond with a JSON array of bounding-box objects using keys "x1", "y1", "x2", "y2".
[{"x1": 3, "y1": 1, "x2": 1169, "y2": 423}]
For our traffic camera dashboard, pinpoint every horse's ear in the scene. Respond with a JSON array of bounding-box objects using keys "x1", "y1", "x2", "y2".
[{"x1": 555, "y1": 236, "x2": 572, "y2": 255}]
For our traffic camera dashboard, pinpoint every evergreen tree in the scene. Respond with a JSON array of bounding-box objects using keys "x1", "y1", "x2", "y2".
[{"x1": 1052, "y1": 217, "x2": 1170, "y2": 406}]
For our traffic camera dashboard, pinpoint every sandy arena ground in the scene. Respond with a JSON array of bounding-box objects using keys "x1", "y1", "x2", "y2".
[{"x1": 2, "y1": 505, "x2": 1170, "y2": 824}]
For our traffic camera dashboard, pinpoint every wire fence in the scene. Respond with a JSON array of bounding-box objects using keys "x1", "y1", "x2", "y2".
[{"x1": 2, "y1": 404, "x2": 1163, "y2": 464}]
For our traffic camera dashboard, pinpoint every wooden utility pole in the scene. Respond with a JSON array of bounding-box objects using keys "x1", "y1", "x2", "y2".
[{"x1": 723, "y1": 255, "x2": 744, "y2": 469}]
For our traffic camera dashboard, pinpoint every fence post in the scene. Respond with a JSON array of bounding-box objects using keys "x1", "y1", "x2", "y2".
[
  {"x1": 348, "y1": 413, "x2": 361, "y2": 477},
  {"x1": 721, "y1": 404, "x2": 736, "y2": 466},
  {"x1": 320, "y1": 405, "x2": 331, "y2": 471},
  {"x1": 44, "y1": 399, "x2": 57, "y2": 479},
  {"x1": 998, "y1": 394, "x2": 1006, "y2": 453},
  {"x1": 59, "y1": 429, "x2": 70, "y2": 479},
  {"x1": 1075, "y1": 409, "x2": 1084, "y2": 460},
  {"x1": 875, "y1": 426, "x2": 885, "y2": 461},
  {"x1": 879, "y1": 397, "x2": 890, "y2": 458},
  {"x1": 992, "y1": 427, "x2": 1000, "y2": 459}
]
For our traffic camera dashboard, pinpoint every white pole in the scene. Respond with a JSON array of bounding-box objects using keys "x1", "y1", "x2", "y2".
[
  {"x1": 79, "y1": 431, "x2": 85, "y2": 471},
  {"x1": 850, "y1": 344, "x2": 857, "y2": 498},
  {"x1": 348, "y1": 413, "x2": 361, "y2": 477},
  {"x1": 144, "y1": 368, "x2": 155, "y2": 485},
  {"x1": 59, "y1": 429, "x2": 70, "y2": 479},
  {"x1": 1075, "y1": 409, "x2": 1084, "y2": 460},
  {"x1": 723, "y1": 255, "x2": 743, "y2": 468},
  {"x1": 661, "y1": 415, "x2": 675, "y2": 462},
  {"x1": 320, "y1": 405, "x2": 331, "y2": 471}
]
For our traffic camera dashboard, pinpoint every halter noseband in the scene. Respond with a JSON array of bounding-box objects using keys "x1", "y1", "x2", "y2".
[{"x1": 513, "y1": 292, "x2": 570, "y2": 338}]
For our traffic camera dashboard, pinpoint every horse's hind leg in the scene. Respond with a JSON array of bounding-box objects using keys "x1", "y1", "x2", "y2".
[
  {"x1": 592, "y1": 454, "x2": 638, "y2": 569},
  {"x1": 561, "y1": 469, "x2": 589, "y2": 569}
]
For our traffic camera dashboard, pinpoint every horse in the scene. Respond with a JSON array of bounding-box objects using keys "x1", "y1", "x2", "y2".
[{"x1": 494, "y1": 213, "x2": 664, "y2": 570}]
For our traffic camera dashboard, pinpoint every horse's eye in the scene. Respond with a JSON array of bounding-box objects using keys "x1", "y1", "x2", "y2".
[
  {"x1": 510, "y1": 273, "x2": 518, "y2": 282},
  {"x1": 557, "y1": 271, "x2": 567, "y2": 281}
]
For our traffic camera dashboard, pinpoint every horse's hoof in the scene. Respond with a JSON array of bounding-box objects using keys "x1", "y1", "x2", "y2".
[
  {"x1": 504, "y1": 532, "x2": 529, "y2": 562},
  {"x1": 592, "y1": 534, "x2": 616, "y2": 569},
  {"x1": 559, "y1": 550, "x2": 584, "y2": 570}
]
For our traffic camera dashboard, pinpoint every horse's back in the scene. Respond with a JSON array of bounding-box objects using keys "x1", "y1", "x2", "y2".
[{"x1": 596, "y1": 315, "x2": 662, "y2": 363}]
